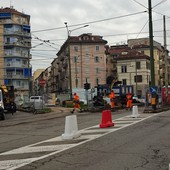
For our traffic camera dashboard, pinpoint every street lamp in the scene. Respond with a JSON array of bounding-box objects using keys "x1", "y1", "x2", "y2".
[{"x1": 64, "y1": 22, "x2": 89, "y2": 100}]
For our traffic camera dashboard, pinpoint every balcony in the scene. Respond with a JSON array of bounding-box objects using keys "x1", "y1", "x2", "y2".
[
  {"x1": 4, "y1": 30, "x2": 31, "y2": 37},
  {"x1": 15, "y1": 85, "x2": 29, "y2": 90},
  {"x1": 5, "y1": 74, "x2": 28, "y2": 79},
  {"x1": 5, "y1": 63, "x2": 28, "y2": 68},
  {"x1": 63, "y1": 62, "x2": 68, "y2": 69},
  {"x1": 60, "y1": 72, "x2": 66, "y2": 80},
  {"x1": 4, "y1": 41, "x2": 31, "y2": 48},
  {"x1": 60, "y1": 55, "x2": 64, "y2": 61},
  {"x1": 4, "y1": 51, "x2": 31, "y2": 58}
]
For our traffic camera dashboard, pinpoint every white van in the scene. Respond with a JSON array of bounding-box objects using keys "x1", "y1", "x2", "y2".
[
  {"x1": 30, "y1": 96, "x2": 44, "y2": 103},
  {"x1": 30, "y1": 96, "x2": 45, "y2": 110}
]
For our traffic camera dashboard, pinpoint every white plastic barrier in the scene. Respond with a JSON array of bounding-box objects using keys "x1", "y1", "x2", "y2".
[
  {"x1": 62, "y1": 115, "x2": 81, "y2": 140},
  {"x1": 131, "y1": 105, "x2": 140, "y2": 118}
]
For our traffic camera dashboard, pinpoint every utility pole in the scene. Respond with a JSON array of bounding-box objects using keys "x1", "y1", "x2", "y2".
[
  {"x1": 64, "y1": 22, "x2": 73, "y2": 100},
  {"x1": 135, "y1": 60, "x2": 138, "y2": 96},
  {"x1": 28, "y1": 49, "x2": 31, "y2": 98},
  {"x1": 148, "y1": 0, "x2": 155, "y2": 86},
  {"x1": 163, "y1": 15, "x2": 169, "y2": 104}
]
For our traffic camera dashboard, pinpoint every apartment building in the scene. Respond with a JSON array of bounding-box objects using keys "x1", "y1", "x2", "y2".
[
  {"x1": 0, "y1": 7, "x2": 31, "y2": 101},
  {"x1": 128, "y1": 38, "x2": 168, "y2": 86},
  {"x1": 33, "y1": 69, "x2": 45, "y2": 95},
  {"x1": 105, "y1": 45, "x2": 129, "y2": 84},
  {"x1": 116, "y1": 49, "x2": 150, "y2": 97},
  {"x1": 56, "y1": 33, "x2": 107, "y2": 93},
  {"x1": 50, "y1": 58, "x2": 59, "y2": 93}
]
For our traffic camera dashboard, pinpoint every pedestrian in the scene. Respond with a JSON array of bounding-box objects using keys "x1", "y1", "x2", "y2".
[
  {"x1": 126, "y1": 92, "x2": 132, "y2": 110},
  {"x1": 71, "y1": 93, "x2": 82, "y2": 113},
  {"x1": 110, "y1": 90, "x2": 115, "y2": 108}
]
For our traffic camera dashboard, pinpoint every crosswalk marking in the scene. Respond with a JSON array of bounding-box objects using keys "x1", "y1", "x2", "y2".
[{"x1": 0, "y1": 113, "x2": 160, "y2": 170}]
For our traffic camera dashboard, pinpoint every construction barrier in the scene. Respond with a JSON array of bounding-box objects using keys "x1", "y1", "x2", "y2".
[
  {"x1": 131, "y1": 105, "x2": 140, "y2": 118},
  {"x1": 100, "y1": 110, "x2": 114, "y2": 128},
  {"x1": 62, "y1": 115, "x2": 81, "y2": 140}
]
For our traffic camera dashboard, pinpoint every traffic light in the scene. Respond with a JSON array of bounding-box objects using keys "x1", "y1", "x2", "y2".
[{"x1": 84, "y1": 83, "x2": 90, "y2": 90}]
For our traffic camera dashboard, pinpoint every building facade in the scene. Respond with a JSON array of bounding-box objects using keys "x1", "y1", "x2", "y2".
[
  {"x1": 105, "y1": 45, "x2": 129, "y2": 84},
  {"x1": 33, "y1": 69, "x2": 45, "y2": 95},
  {"x1": 128, "y1": 38, "x2": 169, "y2": 86},
  {"x1": 0, "y1": 7, "x2": 31, "y2": 101},
  {"x1": 116, "y1": 50, "x2": 150, "y2": 97},
  {"x1": 56, "y1": 33, "x2": 107, "y2": 93}
]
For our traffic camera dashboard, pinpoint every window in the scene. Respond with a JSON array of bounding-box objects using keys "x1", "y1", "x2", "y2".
[
  {"x1": 96, "y1": 78, "x2": 99, "y2": 85},
  {"x1": 136, "y1": 61, "x2": 141, "y2": 69},
  {"x1": 122, "y1": 79, "x2": 127, "y2": 85},
  {"x1": 137, "y1": 90, "x2": 142, "y2": 98},
  {"x1": 121, "y1": 65, "x2": 127, "y2": 73},
  {"x1": 73, "y1": 56, "x2": 78, "y2": 62},
  {"x1": 95, "y1": 56, "x2": 99, "y2": 62},
  {"x1": 146, "y1": 61, "x2": 150, "y2": 69},
  {"x1": 16, "y1": 80, "x2": 21, "y2": 86},
  {"x1": 134, "y1": 75, "x2": 142, "y2": 83},
  {"x1": 96, "y1": 45, "x2": 99, "y2": 51},
  {"x1": 74, "y1": 46, "x2": 78, "y2": 52},
  {"x1": 96, "y1": 67, "x2": 99, "y2": 73},
  {"x1": 75, "y1": 67, "x2": 78, "y2": 74}
]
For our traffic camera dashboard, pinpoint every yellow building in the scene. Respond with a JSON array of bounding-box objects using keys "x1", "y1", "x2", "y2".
[{"x1": 128, "y1": 38, "x2": 166, "y2": 86}]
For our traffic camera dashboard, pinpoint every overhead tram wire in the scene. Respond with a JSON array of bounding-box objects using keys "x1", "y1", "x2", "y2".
[
  {"x1": 32, "y1": 34, "x2": 59, "y2": 50},
  {"x1": 152, "y1": 0, "x2": 167, "y2": 9},
  {"x1": 31, "y1": 11, "x2": 147, "y2": 33},
  {"x1": 135, "y1": 20, "x2": 149, "y2": 39},
  {"x1": 131, "y1": 0, "x2": 148, "y2": 9},
  {"x1": 31, "y1": 49, "x2": 57, "y2": 51}
]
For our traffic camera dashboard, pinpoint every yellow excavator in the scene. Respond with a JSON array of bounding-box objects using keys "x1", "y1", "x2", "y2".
[{"x1": 0, "y1": 85, "x2": 16, "y2": 120}]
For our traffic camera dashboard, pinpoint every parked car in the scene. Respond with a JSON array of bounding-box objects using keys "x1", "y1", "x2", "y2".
[{"x1": 30, "y1": 96, "x2": 44, "y2": 103}]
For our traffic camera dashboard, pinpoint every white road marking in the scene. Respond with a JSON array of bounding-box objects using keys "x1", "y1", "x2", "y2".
[{"x1": 0, "y1": 112, "x2": 163, "y2": 170}]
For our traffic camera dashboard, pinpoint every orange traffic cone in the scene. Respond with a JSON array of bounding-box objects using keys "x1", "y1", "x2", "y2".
[{"x1": 100, "y1": 110, "x2": 114, "y2": 128}]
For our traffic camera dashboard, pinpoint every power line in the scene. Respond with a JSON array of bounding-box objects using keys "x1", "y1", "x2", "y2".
[
  {"x1": 32, "y1": 11, "x2": 147, "y2": 33},
  {"x1": 31, "y1": 49, "x2": 57, "y2": 51},
  {"x1": 131, "y1": 0, "x2": 147, "y2": 9},
  {"x1": 32, "y1": 34, "x2": 60, "y2": 50},
  {"x1": 152, "y1": 0, "x2": 167, "y2": 9}
]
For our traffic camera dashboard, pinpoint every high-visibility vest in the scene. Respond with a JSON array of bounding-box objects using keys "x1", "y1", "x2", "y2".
[
  {"x1": 127, "y1": 94, "x2": 132, "y2": 100},
  {"x1": 74, "y1": 95, "x2": 79, "y2": 101},
  {"x1": 110, "y1": 92, "x2": 115, "y2": 99}
]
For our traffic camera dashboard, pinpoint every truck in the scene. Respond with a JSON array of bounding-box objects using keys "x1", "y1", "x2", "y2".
[
  {"x1": 96, "y1": 80, "x2": 134, "y2": 107},
  {"x1": 0, "y1": 85, "x2": 17, "y2": 120}
]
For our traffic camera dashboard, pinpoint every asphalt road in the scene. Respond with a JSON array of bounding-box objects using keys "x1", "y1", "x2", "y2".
[{"x1": 0, "y1": 107, "x2": 170, "y2": 170}]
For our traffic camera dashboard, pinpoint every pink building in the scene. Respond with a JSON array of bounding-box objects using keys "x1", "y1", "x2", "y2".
[{"x1": 56, "y1": 33, "x2": 107, "y2": 92}]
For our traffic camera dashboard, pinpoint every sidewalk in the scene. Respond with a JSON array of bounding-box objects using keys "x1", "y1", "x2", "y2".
[{"x1": 49, "y1": 106, "x2": 73, "y2": 115}]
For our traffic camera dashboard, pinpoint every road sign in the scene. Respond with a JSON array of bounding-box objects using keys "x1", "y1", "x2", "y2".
[
  {"x1": 150, "y1": 86, "x2": 157, "y2": 94},
  {"x1": 39, "y1": 78, "x2": 46, "y2": 86}
]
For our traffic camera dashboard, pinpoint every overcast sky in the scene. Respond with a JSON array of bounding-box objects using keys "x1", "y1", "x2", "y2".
[{"x1": 1, "y1": 0, "x2": 170, "y2": 72}]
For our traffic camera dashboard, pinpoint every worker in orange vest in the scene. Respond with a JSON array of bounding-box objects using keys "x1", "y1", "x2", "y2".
[
  {"x1": 110, "y1": 90, "x2": 115, "y2": 108},
  {"x1": 71, "y1": 93, "x2": 82, "y2": 113},
  {"x1": 126, "y1": 92, "x2": 132, "y2": 110}
]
